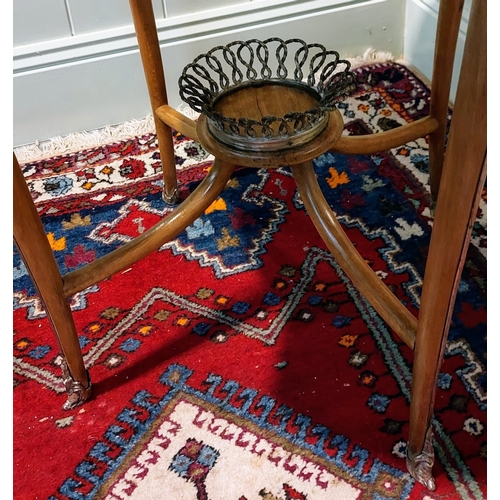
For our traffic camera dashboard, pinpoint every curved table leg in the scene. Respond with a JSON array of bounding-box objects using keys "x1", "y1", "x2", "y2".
[
  {"x1": 290, "y1": 160, "x2": 417, "y2": 349},
  {"x1": 14, "y1": 154, "x2": 91, "y2": 410},
  {"x1": 63, "y1": 158, "x2": 236, "y2": 297},
  {"x1": 407, "y1": 0, "x2": 486, "y2": 489},
  {"x1": 14, "y1": 155, "x2": 236, "y2": 409}
]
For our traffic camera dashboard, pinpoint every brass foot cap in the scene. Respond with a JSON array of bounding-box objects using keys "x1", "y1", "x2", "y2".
[
  {"x1": 406, "y1": 426, "x2": 436, "y2": 491},
  {"x1": 162, "y1": 187, "x2": 179, "y2": 205}
]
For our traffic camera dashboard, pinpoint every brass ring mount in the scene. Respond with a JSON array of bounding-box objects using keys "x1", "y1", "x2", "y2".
[{"x1": 196, "y1": 108, "x2": 345, "y2": 168}]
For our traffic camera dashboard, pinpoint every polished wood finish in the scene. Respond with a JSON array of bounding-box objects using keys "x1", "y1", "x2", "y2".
[
  {"x1": 156, "y1": 104, "x2": 199, "y2": 142},
  {"x1": 428, "y1": 0, "x2": 465, "y2": 205},
  {"x1": 408, "y1": 0, "x2": 486, "y2": 479},
  {"x1": 13, "y1": 155, "x2": 90, "y2": 409},
  {"x1": 129, "y1": 0, "x2": 178, "y2": 203},
  {"x1": 62, "y1": 159, "x2": 235, "y2": 297},
  {"x1": 291, "y1": 161, "x2": 418, "y2": 349},
  {"x1": 214, "y1": 83, "x2": 320, "y2": 122},
  {"x1": 14, "y1": 0, "x2": 485, "y2": 491},
  {"x1": 331, "y1": 116, "x2": 438, "y2": 155}
]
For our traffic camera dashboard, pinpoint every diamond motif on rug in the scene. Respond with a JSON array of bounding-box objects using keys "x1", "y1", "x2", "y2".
[
  {"x1": 52, "y1": 364, "x2": 414, "y2": 499},
  {"x1": 88, "y1": 169, "x2": 289, "y2": 278}
]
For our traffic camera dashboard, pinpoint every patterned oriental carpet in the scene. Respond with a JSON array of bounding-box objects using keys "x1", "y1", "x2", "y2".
[{"x1": 13, "y1": 63, "x2": 487, "y2": 500}]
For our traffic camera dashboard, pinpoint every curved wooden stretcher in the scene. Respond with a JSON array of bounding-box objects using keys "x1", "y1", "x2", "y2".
[{"x1": 13, "y1": 0, "x2": 486, "y2": 490}]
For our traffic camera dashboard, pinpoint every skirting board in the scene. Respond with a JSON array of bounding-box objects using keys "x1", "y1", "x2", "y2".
[
  {"x1": 14, "y1": 47, "x2": 399, "y2": 165},
  {"x1": 13, "y1": 0, "x2": 405, "y2": 147}
]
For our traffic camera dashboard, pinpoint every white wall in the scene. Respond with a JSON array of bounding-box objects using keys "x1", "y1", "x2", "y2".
[
  {"x1": 403, "y1": 0, "x2": 472, "y2": 104},
  {"x1": 13, "y1": 0, "x2": 405, "y2": 147}
]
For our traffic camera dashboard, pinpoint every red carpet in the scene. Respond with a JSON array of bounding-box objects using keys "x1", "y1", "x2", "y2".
[{"x1": 13, "y1": 63, "x2": 486, "y2": 499}]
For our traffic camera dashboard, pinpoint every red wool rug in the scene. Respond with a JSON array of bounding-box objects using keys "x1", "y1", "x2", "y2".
[{"x1": 13, "y1": 63, "x2": 486, "y2": 500}]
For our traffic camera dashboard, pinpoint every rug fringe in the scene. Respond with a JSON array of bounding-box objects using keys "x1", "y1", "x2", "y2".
[
  {"x1": 14, "y1": 115, "x2": 157, "y2": 164},
  {"x1": 348, "y1": 47, "x2": 395, "y2": 67},
  {"x1": 14, "y1": 50, "x2": 397, "y2": 164}
]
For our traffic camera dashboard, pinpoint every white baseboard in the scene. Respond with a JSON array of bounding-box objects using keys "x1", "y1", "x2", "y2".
[{"x1": 13, "y1": 0, "x2": 405, "y2": 147}]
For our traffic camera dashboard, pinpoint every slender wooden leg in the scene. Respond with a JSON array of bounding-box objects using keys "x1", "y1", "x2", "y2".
[
  {"x1": 428, "y1": 0, "x2": 465, "y2": 208},
  {"x1": 407, "y1": 0, "x2": 486, "y2": 489},
  {"x1": 129, "y1": 0, "x2": 179, "y2": 204},
  {"x1": 13, "y1": 155, "x2": 91, "y2": 410}
]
